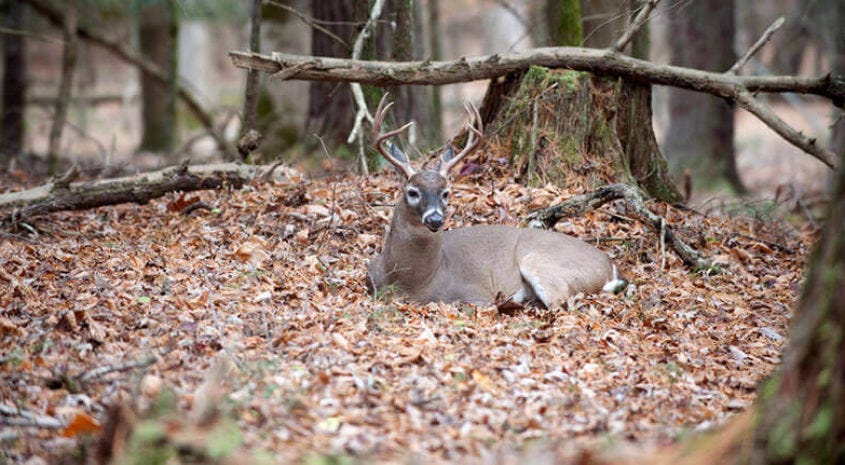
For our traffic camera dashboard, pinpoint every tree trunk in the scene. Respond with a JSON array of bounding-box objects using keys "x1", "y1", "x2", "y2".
[
  {"x1": 304, "y1": 0, "x2": 356, "y2": 149},
  {"x1": 427, "y1": 0, "x2": 443, "y2": 143},
  {"x1": 750, "y1": 147, "x2": 845, "y2": 465},
  {"x1": 385, "y1": 0, "x2": 433, "y2": 147},
  {"x1": 820, "y1": 0, "x2": 845, "y2": 158},
  {"x1": 481, "y1": 0, "x2": 682, "y2": 202},
  {"x1": 1, "y1": 0, "x2": 27, "y2": 162},
  {"x1": 46, "y1": 0, "x2": 78, "y2": 174},
  {"x1": 665, "y1": 0, "x2": 744, "y2": 194},
  {"x1": 240, "y1": 0, "x2": 262, "y2": 143},
  {"x1": 138, "y1": 0, "x2": 179, "y2": 153}
]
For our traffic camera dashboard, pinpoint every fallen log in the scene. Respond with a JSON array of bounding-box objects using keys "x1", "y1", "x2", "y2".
[{"x1": 0, "y1": 163, "x2": 280, "y2": 227}]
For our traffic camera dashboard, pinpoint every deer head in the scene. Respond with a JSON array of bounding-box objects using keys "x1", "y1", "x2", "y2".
[{"x1": 372, "y1": 93, "x2": 483, "y2": 232}]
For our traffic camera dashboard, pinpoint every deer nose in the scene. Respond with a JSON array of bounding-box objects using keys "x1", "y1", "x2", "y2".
[{"x1": 423, "y1": 212, "x2": 444, "y2": 231}]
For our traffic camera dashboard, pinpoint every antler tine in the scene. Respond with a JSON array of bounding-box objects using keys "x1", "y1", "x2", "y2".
[
  {"x1": 372, "y1": 92, "x2": 415, "y2": 178},
  {"x1": 439, "y1": 101, "x2": 484, "y2": 176}
]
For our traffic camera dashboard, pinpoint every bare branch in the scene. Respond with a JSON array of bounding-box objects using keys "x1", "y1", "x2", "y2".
[
  {"x1": 729, "y1": 17, "x2": 785, "y2": 74},
  {"x1": 734, "y1": 89, "x2": 836, "y2": 167},
  {"x1": 265, "y1": 0, "x2": 350, "y2": 51},
  {"x1": 78, "y1": 356, "x2": 158, "y2": 383},
  {"x1": 347, "y1": 0, "x2": 387, "y2": 175},
  {"x1": 611, "y1": 0, "x2": 660, "y2": 53}
]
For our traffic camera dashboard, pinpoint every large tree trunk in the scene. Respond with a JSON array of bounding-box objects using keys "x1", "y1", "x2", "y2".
[
  {"x1": 1, "y1": 0, "x2": 27, "y2": 162},
  {"x1": 665, "y1": 0, "x2": 744, "y2": 194},
  {"x1": 385, "y1": 0, "x2": 434, "y2": 147},
  {"x1": 138, "y1": 0, "x2": 179, "y2": 153},
  {"x1": 820, "y1": 0, "x2": 845, "y2": 158},
  {"x1": 481, "y1": 0, "x2": 682, "y2": 202},
  {"x1": 750, "y1": 142, "x2": 845, "y2": 465}
]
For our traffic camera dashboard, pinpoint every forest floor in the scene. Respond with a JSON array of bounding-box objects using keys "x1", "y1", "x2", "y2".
[{"x1": 0, "y1": 150, "x2": 817, "y2": 463}]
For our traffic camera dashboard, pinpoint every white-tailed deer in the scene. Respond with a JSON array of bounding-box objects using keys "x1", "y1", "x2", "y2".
[{"x1": 366, "y1": 94, "x2": 616, "y2": 308}]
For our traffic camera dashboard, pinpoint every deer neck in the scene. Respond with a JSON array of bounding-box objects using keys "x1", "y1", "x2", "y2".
[{"x1": 381, "y1": 203, "x2": 443, "y2": 289}]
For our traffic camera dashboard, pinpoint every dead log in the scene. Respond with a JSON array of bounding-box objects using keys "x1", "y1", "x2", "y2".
[{"x1": 0, "y1": 163, "x2": 280, "y2": 227}]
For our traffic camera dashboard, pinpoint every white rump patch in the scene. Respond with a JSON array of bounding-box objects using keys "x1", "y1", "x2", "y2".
[{"x1": 520, "y1": 270, "x2": 550, "y2": 308}]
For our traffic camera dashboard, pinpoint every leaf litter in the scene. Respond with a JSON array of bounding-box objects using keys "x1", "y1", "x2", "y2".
[{"x1": 0, "y1": 166, "x2": 812, "y2": 463}]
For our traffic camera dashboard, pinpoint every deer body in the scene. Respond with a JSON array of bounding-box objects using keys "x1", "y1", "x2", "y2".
[
  {"x1": 368, "y1": 223, "x2": 613, "y2": 306},
  {"x1": 366, "y1": 95, "x2": 615, "y2": 308}
]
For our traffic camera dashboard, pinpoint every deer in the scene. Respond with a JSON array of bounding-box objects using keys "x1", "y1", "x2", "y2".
[{"x1": 366, "y1": 94, "x2": 618, "y2": 309}]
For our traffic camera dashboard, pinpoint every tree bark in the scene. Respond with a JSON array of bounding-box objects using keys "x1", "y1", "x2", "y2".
[
  {"x1": 386, "y1": 0, "x2": 433, "y2": 146},
  {"x1": 479, "y1": 0, "x2": 681, "y2": 202},
  {"x1": 304, "y1": 0, "x2": 356, "y2": 149},
  {"x1": 240, "y1": 0, "x2": 262, "y2": 144},
  {"x1": 0, "y1": 0, "x2": 27, "y2": 162},
  {"x1": 138, "y1": 0, "x2": 179, "y2": 153},
  {"x1": 427, "y1": 0, "x2": 443, "y2": 143},
  {"x1": 821, "y1": 0, "x2": 845, "y2": 158},
  {"x1": 750, "y1": 137, "x2": 845, "y2": 465},
  {"x1": 665, "y1": 0, "x2": 744, "y2": 194}
]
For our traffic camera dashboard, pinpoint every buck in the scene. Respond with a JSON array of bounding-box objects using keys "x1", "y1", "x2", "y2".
[{"x1": 366, "y1": 95, "x2": 617, "y2": 308}]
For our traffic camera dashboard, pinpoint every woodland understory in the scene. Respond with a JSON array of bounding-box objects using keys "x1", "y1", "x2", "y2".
[{"x1": 0, "y1": 151, "x2": 813, "y2": 463}]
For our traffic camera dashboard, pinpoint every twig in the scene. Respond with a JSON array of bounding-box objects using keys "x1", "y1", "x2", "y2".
[
  {"x1": 265, "y1": 0, "x2": 350, "y2": 51},
  {"x1": 611, "y1": 0, "x2": 660, "y2": 53},
  {"x1": 659, "y1": 217, "x2": 666, "y2": 270},
  {"x1": 78, "y1": 356, "x2": 157, "y2": 383},
  {"x1": 260, "y1": 159, "x2": 286, "y2": 182},
  {"x1": 728, "y1": 17, "x2": 785, "y2": 74}
]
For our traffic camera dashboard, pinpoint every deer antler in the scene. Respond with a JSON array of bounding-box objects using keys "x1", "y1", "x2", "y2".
[
  {"x1": 372, "y1": 93, "x2": 415, "y2": 179},
  {"x1": 438, "y1": 102, "x2": 483, "y2": 177}
]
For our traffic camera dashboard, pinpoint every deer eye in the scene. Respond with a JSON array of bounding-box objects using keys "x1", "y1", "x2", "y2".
[
  {"x1": 406, "y1": 188, "x2": 420, "y2": 202},
  {"x1": 441, "y1": 191, "x2": 450, "y2": 202}
]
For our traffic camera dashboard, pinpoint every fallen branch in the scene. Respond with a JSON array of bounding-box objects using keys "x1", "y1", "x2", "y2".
[
  {"x1": 230, "y1": 47, "x2": 842, "y2": 167},
  {"x1": 24, "y1": 0, "x2": 235, "y2": 159},
  {"x1": 0, "y1": 404, "x2": 63, "y2": 429},
  {"x1": 0, "y1": 162, "x2": 282, "y2": 226},
  {"x1": 78, "y1": 356, "x2": 158, "y2": 383},
  {"x1": 525, "y1": 183, "x2": 713, "y2": 271},
  {"x1": 229, "y1": 48, "x2": 844, "y2": 103}
]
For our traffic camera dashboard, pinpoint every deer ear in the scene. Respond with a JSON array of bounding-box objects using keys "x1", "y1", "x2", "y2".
[
  {"x1": 435, "y1": 146, "x2": 455, "y2": 172},
  {"x1": 388, "y1": 143, "x2": 411, "y2": 177}
]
